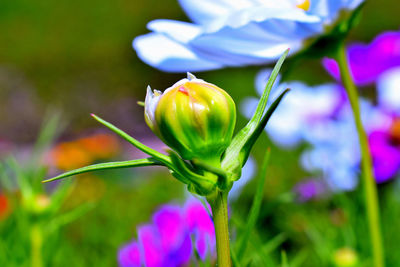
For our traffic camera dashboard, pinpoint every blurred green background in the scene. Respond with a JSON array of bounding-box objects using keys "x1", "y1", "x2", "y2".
[{"x1": 1, "y1": 0, "x2": 400, "y2": 266}]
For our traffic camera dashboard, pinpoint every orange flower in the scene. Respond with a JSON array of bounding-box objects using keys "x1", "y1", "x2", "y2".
[
  {"x1": 78, "y1": 133, "x2": 120, "y2": 159},
  {"x1": 51, "y1": 142, "x2": 92, "y2": 171},
  {"x1": 50, "y1": 133, "x2": 120, "y2": 171},
  {"x1": 0, "y1": 194, "x2": 10, "y2": 219}
]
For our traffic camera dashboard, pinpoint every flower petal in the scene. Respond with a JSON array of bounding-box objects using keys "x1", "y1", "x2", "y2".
[
  {"x1": 153, "y1": 205, "x2": 186, "y2": 252},
  {"x1": 138, "y1": 225, "x2": 163, "y2": 267},
  {"x1": 133, "y1": 33, "x2": 223, "y2": 72},
  {"x1": 377, "y1": 67, "x2": 400, "y2": 113},
  {"x1": 118, "y1": 241, "x2": 141, "y2": 267}
]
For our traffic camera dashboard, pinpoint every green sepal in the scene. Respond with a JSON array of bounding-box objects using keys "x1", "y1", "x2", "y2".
[
  {"x1": 191, "y1": 159, "x2": 230, "y2": 191},
  {"x1": 297, "y1": 2, "x2": 365, "y2": 59},
  {"x1": 221, "y1": 49, "x2": 289, "y2": 181},
  {"x1": 43, "y1": 158, "x2": 162, "y2": 183},
  {"x1": 168, "y1": 150, "x2": 217, "y2": 196},
  {"x1": 91, "y1": 114, "x2": 172, "y2": 166}
]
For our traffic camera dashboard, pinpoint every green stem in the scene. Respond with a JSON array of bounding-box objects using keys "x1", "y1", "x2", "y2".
[
  {"x1": 30, "y1": 224, "x2": 43, "y2": 267},
  {"x1": 335, "y1": 42, "x2": 385, "y2": 267},
  {"x1": 208, "y1": 191, "x2": 231, "y2": 267}
]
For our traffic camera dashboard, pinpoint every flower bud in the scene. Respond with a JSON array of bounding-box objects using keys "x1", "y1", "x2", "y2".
[
  {"x1": 333, "y1": 247, "x2": 358, "y2": 267},
  {"x1": 145, "y1": 73, "x2": 236, "y2": 165}
]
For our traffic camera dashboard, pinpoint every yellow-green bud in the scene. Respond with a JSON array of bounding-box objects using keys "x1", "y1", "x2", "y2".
[
  {"x1": 333, "y1": 247, "x2": 358, "y2": 267},
  {"x1": 145, "y1": 73, "x2": 236, "y2": 165}
]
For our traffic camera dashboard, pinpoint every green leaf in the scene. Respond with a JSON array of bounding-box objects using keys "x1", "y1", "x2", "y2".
[
  {"x1": 48, "y1": 179, "x2": 75, "y2": 213},
  {"x1": 231, "y1": 246, "x2": 241, "y2": 267},
  {"x1": 5, "y1": 157, "x2": 33, "y2": 198},
  {"x1": 0, "y1": 161, "x2": 14, "y2": 192},
  {"x1": 236, "y1": 149, "x2": 271, "y2": 260},
  {"x1": 47, "y1": 203, "x2": 95, "y2": 234},
  {"x1": 281, "y1": 250, "x2": 289, "y2": 267},
  {"x1": 242, "y1": 233, "x2": 287, "y2": 266},
  {"x1": 91, "y1": 114, "x2": 172, "y2": 165},
  {"x1": 222, "y1": 49, "x2": 288, "y2": 179},
  {"x1": 43, "y1": 158, "x2": 161, "y2": 183},
  {"x1": 240, "y1": 89, "x2": 290, "y2": 165}
]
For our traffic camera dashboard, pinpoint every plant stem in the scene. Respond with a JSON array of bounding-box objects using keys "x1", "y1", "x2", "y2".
[
  {"x1": 335, "y1": 42, "x2": 385, "y2": 267},
  {"x1": 209, "y1": 191, "x2": 231, "y2": 267},
  {"x1": 30, "y1": 224, "x2": 43, "y2": 267}
]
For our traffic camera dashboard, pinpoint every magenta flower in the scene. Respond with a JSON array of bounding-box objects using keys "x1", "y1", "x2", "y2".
[
  {"x1": 369, "y1": 121, "x2": 400, "y2": 183},
  {"x1": 323, "y1": 30, "x2": 400, "y2": 86},
  {"x1": 118, "y1": 198, "x2": 215, "y2": 267}
]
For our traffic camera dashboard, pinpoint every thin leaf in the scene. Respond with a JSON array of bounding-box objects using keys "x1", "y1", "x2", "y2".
[
  {"x1": 236, "y1": 149, "x2": 271, "y2": 259},
  {"x1": 32, "y1": 113, "x2": 62, "y2": 159},
  {"x1": 290, "y1": 250, "x2": 308, "y2": 267},
  {"x1": 222, "y1": 49, "x2": 289, "y2": 177},
  {"x1": 48, "y1": 179, "x2": 75, "y2": 213},
  {"x1": 231, "y1": 246, "x2": 241, "y2": 267},
  {"x1": 47, "y1": 203, "x2": 95, "y2": 233},
  {"x1": 242, "y1": 233, "x2": 287, "y2": 266},
  {"x1": 281, "y1": 250, "x2": 289, "y2": 267},
  {"x1": 91, "y1": 114, "x2": 171, "y2": 165},
  {"x1": 240, "y1": 89, "x2": 290, "y2": 164},
  {"x1": 43, "y1": 158, "x2": 161, "y2": 183},
  {"x1": 0, "y1": 162, "x2": 14, "y2": 192},
  {"x1": 5, "y1": 157, "x2": 32, "y2": 197}
]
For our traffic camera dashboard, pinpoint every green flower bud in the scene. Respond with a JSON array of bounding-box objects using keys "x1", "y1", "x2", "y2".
[{"x1": 145, "y1": 73, "x2": 236, "y2": 166}]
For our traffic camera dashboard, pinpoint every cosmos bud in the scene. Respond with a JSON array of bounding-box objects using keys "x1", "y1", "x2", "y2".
[{"x1": 145, "y1": 73, "x2": 236, "y2": 166}]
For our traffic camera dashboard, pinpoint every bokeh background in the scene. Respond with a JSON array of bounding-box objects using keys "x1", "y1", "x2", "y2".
[{"x1": 1, "y1": 0, "x2": 400, "y2": 266}]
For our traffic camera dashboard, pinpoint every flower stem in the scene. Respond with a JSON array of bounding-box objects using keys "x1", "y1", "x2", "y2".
[
  {"x1": 30, "y1": 224, "x2": 43, "y2": 267},
  {"x1": 208, "y1": 191, "x2": 231, "y2": 267},
  {"x1": 335, "y1": 42, "x2": 385, "y2": 267}
]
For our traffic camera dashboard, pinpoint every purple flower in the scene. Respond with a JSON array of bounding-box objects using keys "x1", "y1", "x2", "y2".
[
  {"x1": 294, "y1": 179, "x2": 327, "y2": 202},
  {"x1": 323, "y1": 30, "x2": 400, "y2": 86},
  {"x1": 118, "y1": 198, "x2": 215, "y2": 267},
  {"x1": 369, "y1": 123, "x2": 400, "y2": 183}
]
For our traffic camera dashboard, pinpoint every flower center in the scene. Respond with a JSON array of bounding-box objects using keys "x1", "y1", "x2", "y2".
[
  {"x1": 390, "y1": 118, "x2": 400, "y2": 144},
  {"x1": 296, "y1": 0, "x2": 310, "y2": 11}
]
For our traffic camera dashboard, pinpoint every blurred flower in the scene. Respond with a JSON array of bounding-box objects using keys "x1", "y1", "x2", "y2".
[
  {"x1": 367, "y1": 84, "x2": 400, "y2": 183},
  {"x1": 293, "y1": 179, "x2": 327, "y2": 202},
  {"x1": 78, "y1": 133, "x2": 120, "y2": 159},
  {"x1": 49, "y1": 133, "x2": 120, "y2": 171},
  {"x1": 118, "y1": 198, "x2": 215, "y2": 267},
  {"x1": 369, "y1": 129, "x2": 400, "y2": 183},
  {"x1": 333, "y1": 247, "x2": 358, "y2": 267},
  {"x1": 145, "y1": 73, "x2": 236, "y2": 164},
  {"x1": 241, "y1": 69, "x2": 343, "y2": 148},
  {"x1": 0, "y1": 193, "x2": 10, "y2": 220},
  {"x1": 324, "y1": 30, "x2": 400, "y2": 86},
  {"x1": 300, "y1": 103, "x2": 362, "y2": 191},
  {"x1": 244, "y1": 64, "x2": 400, "y2": 191},
  {"x1": 323, "y1": 30, "x2": 400, "y2": 184},
  {"x1": 376, "y1": 67, "x2": 400, "y2": 114},
  {"x1": 242, "y1": 69, "x2": 360, "y2": 190},
  {"x1": 133, "y1": 0, "x2": 363, "y2": 72}
]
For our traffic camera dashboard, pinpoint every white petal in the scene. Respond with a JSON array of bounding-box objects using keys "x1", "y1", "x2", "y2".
[
  {"x1": 377, "y1": 67, "x2": 400, "y2": 113},
  {"x1": 133, "y1": 33, "x2": 223, "y2": 72},
  {"x1": 147, "y1": 19, "x2": 201, "y2": 43},
  {"x1": 178, "y1": 0, "x2": 250, "y2": 25}
]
